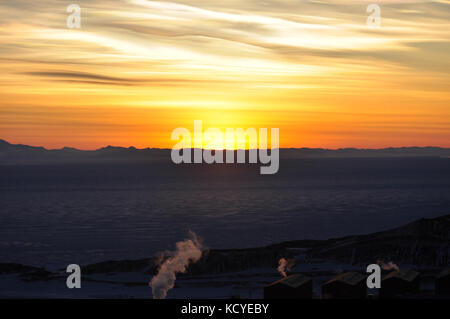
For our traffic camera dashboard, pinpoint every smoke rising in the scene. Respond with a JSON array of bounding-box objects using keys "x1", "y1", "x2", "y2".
[
  {"x1": 150, "y1": 231, "x2": 203, "y2": 299},
  {"x1": 277, "y1": 258, "x2": 295, "y2": 277},
  {"x1": 381, "y1": 261, "x2": 399, "y2": 271},
  {"x1": 377, "y1": 260, "x2": 400, "y2": 271}
]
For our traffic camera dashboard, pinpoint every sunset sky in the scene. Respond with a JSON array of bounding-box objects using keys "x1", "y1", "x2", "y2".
[{"x1": 0, "y1": 0, "x2": 449, "y2": 149}]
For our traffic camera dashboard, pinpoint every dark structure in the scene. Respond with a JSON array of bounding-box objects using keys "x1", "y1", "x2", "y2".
[
  {"x1": 435, "y1": 268, "x2": 450, "y2": 296},
  {"x1": 264, "y1": 274, "x2": 312, "y2": 299},
  {"x1": 322, "y1": 272, "x2": 366, "y2": 299},
  {"x1": 380, "y1": 269, "x2": 420, "y2": 298}
]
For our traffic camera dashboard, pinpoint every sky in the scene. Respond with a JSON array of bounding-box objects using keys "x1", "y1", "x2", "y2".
[{"x1": 0, "y1": 0, "x2": 449, "y2": 149}]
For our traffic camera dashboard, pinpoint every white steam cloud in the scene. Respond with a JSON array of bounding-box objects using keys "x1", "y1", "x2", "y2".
[{"x1": 149, "y1": 231, "x2": 203, "y2": 299}]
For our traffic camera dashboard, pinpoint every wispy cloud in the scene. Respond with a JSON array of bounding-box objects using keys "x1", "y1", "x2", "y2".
[{"x1": 0, "y1": 0, "x2": 449, "y2": 148}]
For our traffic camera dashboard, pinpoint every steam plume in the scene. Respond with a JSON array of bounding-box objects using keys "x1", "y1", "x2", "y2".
[
  {"x1": 150, "y1": 231, "x2": 203, "y2": 299},
  {"x1": 277, "y1": 258, "x2": 295, "y2": 277},
  {"x1": 381, "y1": 261, "x2": 399, "y2": 271},
  {"x1": 377, "y1": 260, "x2": 399, "y2": 271}
]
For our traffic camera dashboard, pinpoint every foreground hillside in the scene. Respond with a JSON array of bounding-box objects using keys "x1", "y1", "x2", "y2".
[{"x1": 0, "y1": 214, "x2": 448, "y2": 298}]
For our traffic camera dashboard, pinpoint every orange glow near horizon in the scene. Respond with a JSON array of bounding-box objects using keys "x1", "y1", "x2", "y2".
[{"x1": 0, "y1": 1, "x2": 449, "y2": 150}]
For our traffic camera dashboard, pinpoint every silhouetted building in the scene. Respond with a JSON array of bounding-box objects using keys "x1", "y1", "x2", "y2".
[
  {"x1": 264, "y1": 274, "x2": 312, "y2": 299},
  {"x1": 322, "y1": 272, "x2": 366, "y2": 299},
  {"x1": 435, "y1": 268, "x2": 450, "y2": 296},
  {"x1": 380, "y1": 269, "x2": 420, "y2": 298}
]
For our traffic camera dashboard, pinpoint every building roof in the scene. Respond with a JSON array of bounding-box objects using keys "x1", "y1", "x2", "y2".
[
  {"x1": 266, "y1": 273, "x2": 311, "y2": 288},
  {"x1": 324, "y1": 272, "x2": 365, "y2": 286},
  {"x1": 382, "y1": 269, "x2": 419, "y2": 282},
  {"x1": 437, "y1": 268, "x2": 450, "y2": 279}
]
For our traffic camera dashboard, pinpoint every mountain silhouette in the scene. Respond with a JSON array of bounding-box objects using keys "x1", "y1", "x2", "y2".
[{"x1": 0, "y1": 139, "x2": 449, "y2": 165}]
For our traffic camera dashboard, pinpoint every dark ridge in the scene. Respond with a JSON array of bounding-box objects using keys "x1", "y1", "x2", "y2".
[{"x1": 1, "y1": 139, "x2": 449, "y2": 165}]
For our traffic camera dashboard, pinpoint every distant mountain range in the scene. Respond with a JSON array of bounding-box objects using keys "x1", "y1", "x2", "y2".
[{"x1": 1, "y1": 139, "x2": 450, "y2": 164}]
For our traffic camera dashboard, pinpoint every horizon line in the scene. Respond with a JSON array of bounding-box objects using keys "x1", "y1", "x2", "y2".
[{"x1": 1, "y1": 139, "x2": 449, "y2": 152}]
